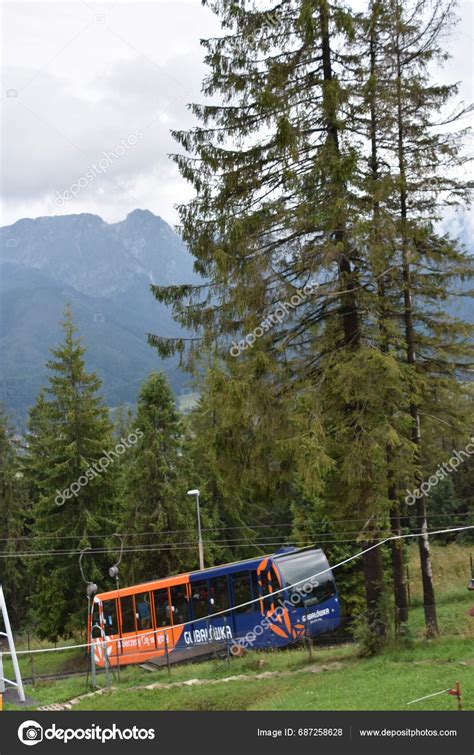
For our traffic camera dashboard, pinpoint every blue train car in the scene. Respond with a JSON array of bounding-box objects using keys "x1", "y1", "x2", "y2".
[{"x1": 90, "y1": 546, "x2": 341, "y2": 666}]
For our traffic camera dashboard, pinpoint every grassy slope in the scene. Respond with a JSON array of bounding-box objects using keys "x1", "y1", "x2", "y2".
[{"x1": 5, "y1": 543, "x2": 474, "y2": 711}]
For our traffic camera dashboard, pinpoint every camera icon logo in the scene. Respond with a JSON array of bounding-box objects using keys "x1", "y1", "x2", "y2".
[{"x1": 18, "y1": 720, "x2": 44, "y2": 746}]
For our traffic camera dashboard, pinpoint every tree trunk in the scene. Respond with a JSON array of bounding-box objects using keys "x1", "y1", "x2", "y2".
[
  {"x1": 395, "y1": 5, "x2": 438, "y2": 636},
  {"x1": 362, "y1": 544, "x2": 386, "y2": 639},
  {"x1": 389, "y1": 498, "x2": 409, "y2": 630},
  {"x1": 369, "y1": 1, "x2": 407, "y2": 633},
  {"x1": 319, "y1": 0, "x2": 360, "y2": 349},
  {"x1": 415, "y1": 496, "x2": 438, "y2": 635}
]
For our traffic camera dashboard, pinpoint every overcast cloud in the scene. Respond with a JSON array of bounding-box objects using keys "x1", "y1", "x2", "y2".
[{"x1": 1, "y1": 0, "x2": 472, "y2": 230}]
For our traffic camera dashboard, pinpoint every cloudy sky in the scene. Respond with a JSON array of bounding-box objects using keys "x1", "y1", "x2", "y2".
[{"x1": 1, "y1": 0, "x2": 473, "y2": 230}]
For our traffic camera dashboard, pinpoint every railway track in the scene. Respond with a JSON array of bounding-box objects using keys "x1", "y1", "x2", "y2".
[
  {"x1": 20, "y1": 668, "x2": 100, "y2": 685},
  {"x1": 19, "y1": 637, "x2": 353, "y2": 685}
]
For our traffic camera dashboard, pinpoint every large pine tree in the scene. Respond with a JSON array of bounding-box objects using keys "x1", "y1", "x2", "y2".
[
  {"x1": 25, "y1": 308, "x2": 118, "y2": 640},
  {"x1": 149, "y1": 0, "x2": 472, "y2": 643},
  {"x1": 355, "y1": 0, "x2": 473, "y2": 635},
  {"x1": 119, "y1": 372, "x2": 199, "y2": 582},
  {"x1": 149, "y1": 0, "x2": 401, "y2": 643}
]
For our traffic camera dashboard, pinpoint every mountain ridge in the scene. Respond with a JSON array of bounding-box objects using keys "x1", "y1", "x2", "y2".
[{"x1": 0, "y1": 210, "x2": 198, "y2": 425}]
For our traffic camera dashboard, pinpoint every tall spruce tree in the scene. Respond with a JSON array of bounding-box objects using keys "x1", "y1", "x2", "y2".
[
  {"x1": 119, "y1": 372, "x2": 200, "y2": 582},
  {"x1": 149, "y1": 0, "x2": 395, "y2": 643},
  {"x1": 357, "y1": 0, "x2": 473, "y2": 636},
  {"x1": 185, "y1": 359, "x2": 331, "y2": 561},
  {"x1": 25, "y1": 308, "x2": 117, "y2": 640},
  {"x1": 150, "y1": 0, "x2": 472, "y2": 644}
]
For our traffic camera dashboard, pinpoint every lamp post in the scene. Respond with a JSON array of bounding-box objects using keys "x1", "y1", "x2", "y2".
[{"x1": 187, "y1": 489, "x2": 204, "y2": 570}]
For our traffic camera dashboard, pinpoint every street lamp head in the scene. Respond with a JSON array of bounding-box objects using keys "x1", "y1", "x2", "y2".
[{"x1": 187, "y1": 489, "x2": 200, "y2": 496}]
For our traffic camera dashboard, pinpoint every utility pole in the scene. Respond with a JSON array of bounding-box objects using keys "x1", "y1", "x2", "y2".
[
  {"x1": 109, "y1": 533, "x2": 124, "y2": 680},
  {"x1": 187, "y1": 489, "x2": 204, "y2": 570},
  {"x1": 0, "y1": 584, "x2": 25, "y2": 705},
  {"x1": 79, "y1": 549, "x2": 98, "y2": 690}
]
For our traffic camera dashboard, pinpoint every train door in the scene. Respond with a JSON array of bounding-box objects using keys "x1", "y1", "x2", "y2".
[
  {"x1": 118, "y1": 594, "x2": 139, "y2": 658},
  {"x1": 169, "y1": 583, "x2": 190, "y2": 649},
  {"x1": 190, "y1": 578, "x2": 211, "y2": 644},
  {"x1": 208, "y1": 575, "x2": 233, "y2": 645},
  {"x1": 92, "y1": 598, "x2": 120, "y2": 665},
  {"x1": 134, "y1": 590, "x2": 155, "y2": 654},
  {"x1": 230, "y1": 570, "x2": 256, "y2": 639},
  {"x1": 257, "y1": 559, "x2": 297, "y2": 645},
  {"x1": 257, "y1": 559, "x2": 282, "y2": 614}
]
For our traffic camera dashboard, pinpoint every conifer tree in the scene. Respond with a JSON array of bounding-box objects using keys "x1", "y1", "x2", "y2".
[
  {"x1": 119, "y1": 372, "x2": 199, "y2": 582},
  {"x1": 357, "y1": 0, "x2": 473, "y2": 635},
  {"x1": 25, "y1": 308, "x2": 117, "y2": 640},
  {"x1": 149, "y1": 0, "x2": 472, "y2": 644},
  {"x1": 149, "y1": 0, "x2": 395, "y2": 643},
  {"x1": 185, "y1": 360, "x2": 331, "y2": 561}
]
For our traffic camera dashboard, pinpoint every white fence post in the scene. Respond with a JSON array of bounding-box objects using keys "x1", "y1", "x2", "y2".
[{"x1": 0, "y1": 584, "x2": 25, "y2": 703}]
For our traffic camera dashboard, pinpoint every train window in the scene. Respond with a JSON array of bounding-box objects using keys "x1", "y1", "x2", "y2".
[
  {"x1": 136, "y1": 592, "x2": 152, "y2": 630},
  {"x1": 102, "y1": 600, "x2": 118, "y2": 636},
  {"x1": 250, "y1": 571, "x2": 261, "y2": 607},
  {"x1": 154, "y1": 588, "x2": 171, "y2": 627},
  {"x1": 91, "y1": 601, "x2": 100, "y2": 630},
  {"x1": 209, "y1": 576, "x2": 230, "y2": 614},
  {"x1": 91, "y1": 601, "x2": 102, "y2": 639},
  {"x1": 307, "y1": 577, "x2": 335, "y2": 606},
  {"x1": 120, "y1": 595, "x2": 136, "y2": 634},
  {"x1": 191, "y1": 580, "x2": 209, "y2": 620},
  {"x1": 231, "y1": 571, "x2": 253, "y2": 614},
  {"x1": 170, "y1": 585, "x2": 189, "y2": 624},
  {"x1": 276, "y1": 550, "x2": 335, "y2": 607}
]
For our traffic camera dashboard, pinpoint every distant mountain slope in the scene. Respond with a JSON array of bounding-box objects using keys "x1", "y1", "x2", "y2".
[
  {"x1": 446, "y1": 213, "x2": 474, "y2": 324},
  {"x1": 0, "y1": 210, "x2": 199, "y2": 425}
]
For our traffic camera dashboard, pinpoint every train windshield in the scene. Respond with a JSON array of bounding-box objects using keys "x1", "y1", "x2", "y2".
[{"x1": 275, "y1": 549, "x2": 336, "y2": 607}]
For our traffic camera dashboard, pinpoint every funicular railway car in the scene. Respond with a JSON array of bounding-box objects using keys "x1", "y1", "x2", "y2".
[{"x1": 89, "y1": 546, "x2": 341, "y2": 667}]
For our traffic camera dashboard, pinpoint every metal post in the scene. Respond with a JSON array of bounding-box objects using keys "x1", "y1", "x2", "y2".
[
  {"x1": 28, "y1": 631, "x2": 35, "y2": 685},
  {"x1": 103, "y1": 631, "x2": 110, "y2": 689},
  {"x1": 304, "y1": 613, "x2": 313, "y2": 661},
  {"x1": 187, "y1": 489, "x2": 204, "y2": 570},
  {"x1": 0, "y1": 653, "x2": 4, "y2": 711},
  {"x1": 0, "y1": 585, "x2": 25, "y2": 703},
  {"x1": 196, "y1": 492, "x2": 204, "y2": 571},
  {"x1": 91, "y1": 647, "x2": 97, "y2": 690},
  {"x1": 224, "y1": 616, "x2": 230, "y2": 663},
  {"x1": 112, "y1": 572, "x2": 121, "y2": 682},
  {"x1": 164, "y1": 631, "x2": 171, "y2": 676},
  {"x1": 108, "y1": 534, "x2": 124, "y2": 683},
  {"x1": 88, "y1": 595, "x2": 96, "y2": 690},
  {"x1": 406, "y1": 565, "x2": 411, "y2": 607}
]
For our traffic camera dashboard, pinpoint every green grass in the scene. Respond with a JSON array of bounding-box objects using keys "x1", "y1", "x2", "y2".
[
  {"x1": 5, "y1": 542, "x2": 474, "y2": 711},
  {"x1": 68, "y1": 636, "x2": 474, "y2": 711}
]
